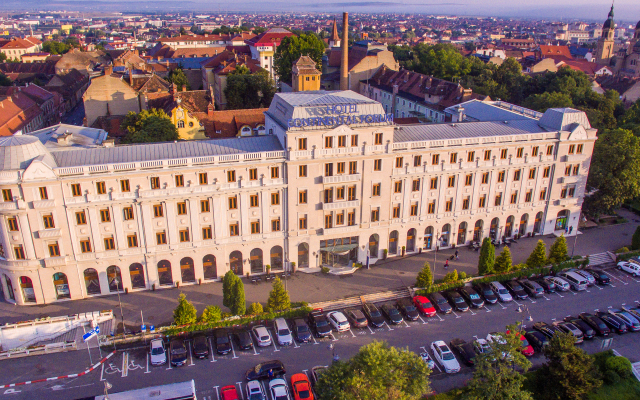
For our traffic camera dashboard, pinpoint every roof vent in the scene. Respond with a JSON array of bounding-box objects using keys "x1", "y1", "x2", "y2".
[
  {"x1": 503, "y1": 121, "x2": 509, "y2": 124},
  {"x1": 450, "y1": 123, "x2": 456, "y2": 127}
]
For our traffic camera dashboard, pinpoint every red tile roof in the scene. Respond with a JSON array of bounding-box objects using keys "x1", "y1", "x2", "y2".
[{"x1": 246, "y1": 28, "x2": 294, "y2": 48}]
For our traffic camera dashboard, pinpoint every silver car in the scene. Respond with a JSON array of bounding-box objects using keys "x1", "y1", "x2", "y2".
[
  {"x1": 247, "y1": 380, "x2": 266, "y2": 400},
  {"x1": 430, "y1": 340, "x2": 460, "y2": 373},
  {"x1": 252, "y1": 325, "x2": 272, "y2": 347},
  {"x1": 269, "y1": 378, "x2": 292, "y2": 400},
  {"x1": 149, "y1": 338, "x2": 167, "y2": 365}
]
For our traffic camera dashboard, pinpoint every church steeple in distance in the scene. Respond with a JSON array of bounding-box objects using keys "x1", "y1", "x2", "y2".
[{"x1": 595, "y1": 3, "x2": 616, "y2": 64}]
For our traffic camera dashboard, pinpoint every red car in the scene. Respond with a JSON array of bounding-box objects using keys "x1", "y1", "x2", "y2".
[
  {"x1": 507, "y1": 330, "x2": 534, "y2": 357},
  {"x1": 413, "y1": 295, "x2": 436, "y2": 317},
  {"x1": 220, "y1": 385, "x2": 240, "y2": 400},
  {"x1": 291, "y1": 373, "x2": 314, "y2": 400}
]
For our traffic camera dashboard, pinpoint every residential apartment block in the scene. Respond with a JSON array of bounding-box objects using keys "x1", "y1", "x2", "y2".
[{"x1": 0, "y1": 91, "x2": 595, "y2": 305}]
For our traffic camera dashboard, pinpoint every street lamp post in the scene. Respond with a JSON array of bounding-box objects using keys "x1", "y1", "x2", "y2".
[{"x1": 114, "y1": 277, "x2": 125, "y2": 338}]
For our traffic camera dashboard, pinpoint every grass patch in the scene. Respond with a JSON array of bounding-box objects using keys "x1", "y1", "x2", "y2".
[{"x1": 588, "y1": 378, "x2": 640, "y2": 400}]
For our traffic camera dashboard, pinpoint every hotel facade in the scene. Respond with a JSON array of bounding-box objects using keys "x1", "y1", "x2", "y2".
[{"x1": 0, "y1": 91, "x2": 596, "y2": 305}]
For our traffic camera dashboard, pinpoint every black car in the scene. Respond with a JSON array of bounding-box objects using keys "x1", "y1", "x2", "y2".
[
  {"x1": 473, "y1": 283, "x2": 498, "y2": 304},
  {"x1": 563, "y1": 317, "x2": 596, "y2": 339},
  {"x1": 579, "y1": 313, "x2": 611, "y2": 336},
  {"x1": 518, "y1": 279, "x2": 544, "y2": 298},
  {"x1": 429, "y1": 292, "x2": 453, "y2": 314},
  {"x1": 623, "y1": 307, "x2": 640, "y2": 322},
  {"x1": 450, "y1": 338, "x2": 476, "y2": 366},
  {"x1": 381, "y1": 304, "x2": 404, "y2": 324},
  {"x1": 245, "y1": 360, "x2": 286, "y2": 380},
  {"x1": 308, "y1": 309, "x2": 332, "y2": 337},
  {"x1": 231, "y1": 328, "x2": 254, "y2": 350},
  {"x1": 524, "y1": 330, "x2": 549, "y2": 352},
  {"x1": 169, "y1": 338, "x2": 187, "y2": 367},
  {"x1": 584, "y1": 269, "x2": 611, "y2": 285},
  {"x1": 505, "y1": 280, "x2": 528, "y2": 300},
  {"x1": 291, "y1": 318, "x2": 312, "y2": 343},
  {"x1": 363, "y1": 302, "x2": 386, "y2": 328},
  {"x1": 445, "y1": 291, "x2": 469, "y2": 312},
  {"x1": 535, "y1": 277, "x2": 556, "y2": 293},
  {"x1": 396, "y1": 298, "x2": 419, "y2": 321},
  {"x1": 213, "y1": 329, "x2": 231, "y2": 355},
  {"x1": 192, "y1": 334, "x2": 209, "y2": 359},
  {"x1": 458, "y1": 287, "x2": 484, "y2": 308},
  {"x1": 596, "y1": 311, "x2": 628, "y2": 334},
  {"x1": 533, "y1": 322, "x2": 563, "y2": 339}
]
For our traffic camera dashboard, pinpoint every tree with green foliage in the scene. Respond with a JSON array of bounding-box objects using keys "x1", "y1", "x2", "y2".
[
  {"x1": 222, "y1": 270, "x2": 238, "y2": 309},
  {"x1": 42, "y1": 40, "x2": 75, "y2": 55},
  {"x1": 173, "y1": 293, "x2": 197, "y2": 325},
  {"x1": 631, "y1": 226, "x2": 640, "y2": 250},
  {"x1": 267, "y1": 277, "x2": 291, "y2": 312},
  {"x1": 165, "y1": 68, "x2": 190, "y2": 91},
  {"x1": 247, "y1": 302, "x2": 264, "y2": 315},
  {"x1": 121, "y1": 109, "x2": 179, "y2": 144},
  {"x1": 464, "y1": 326, "x2": 533, "y2": 400},
  {"x1": 548, "y1": 235, "x2": 568, "y2": 264},
  {"x1": 179, "y1": 27, "x2": 187, "y2": 35},
  {"x1": 526, "y1": 240, "x2": 548, "y2": 268},
  {"x1": 0, "y1": 53, "x2": 6, "y2": 62},
  {"x1": 315, "y1": 340, "x2": 431, "y2": 400},
  {"x1": 199, "y1": 305, "x2": 221, "y2": 323},
  {"x1": 415, "y1": 262, "x2": 433, "y2": 288},
  {"x1": 619, "y1": 99, "x2": 640, "y2": 136},
  {"x1": 0, "y1": 73, "x2": 10, "y2": 86},
  {"x1": 273, "y1": 33, "x2": 325, "y2": 84},
  {"x1": 230, "y1": 277, "x2": 245, "y2": 316},
  {"x1": 522, "y1": 91, "x2": 574, "y2": 111},
  {"x1": 478, "y1": 238, "x2": 495, "y2": 275},
  {"x1": 443, "y1": 269, "x2": 459, "y2": 283},
  {"x1": 224, "y1": 68, "x2": 276, "y2": 109},
  {"x1": 537, "y1": 332, "x2": 602, "y2": 400},
  {"x1": 494, "y1": 246, "x2": 513, "y2": 273}
]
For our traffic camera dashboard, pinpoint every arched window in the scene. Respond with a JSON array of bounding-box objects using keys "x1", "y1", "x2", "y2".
[
  {"x1": 53, "y1": 272, "x2": 70, "y2": 299},
  {"x1": 107, "y1": 266, "x2": 123, "y2": 292},
  {"x1": 505, "y1": 216, "x2": 515, "y2": 238},
  {"x1": 298, "y1": 243, "x2": 309, "y2": 268},
  {"x1": 180, "y1": 257, "x2": 196, "y2": 282},
  {"x1": 203, "y1": 255, "x2": 217, "y2": 280},
  {"x1": 19, "y1": 276, "x2": 36, "y2": 302},
  {"x1": 519, "y1": 214, "x2": 529, "y2": 236},
  {"x1": 84, "y1": 268, "x2": 101, "y2": 294},
  {"x1": 250, "y1": 248, "x2": 263, "y2": 274},
  {"x1": 389, "y1": 230, "x2": 399, "y2": 254},
  {"x1": 490, "y1": 218, "x2": 500, "y2": 240},
  {"x1": 3, "y1": 275, "x2": 14, "y2": 301},
  {"x1": 129, "y1": 263, "x2": 145, "y2": 289},
  {"x1": 441, "y1": 224, "x2": 451, "y2": 247},
  {"x1": 473, "y1": 220, "x2": 484, "y2": 242},
  {"x1": 406, "y1": 229, "x2": 416, "y2": 252},
  {"x1": 157, "y1": 260, "x2": 173, "y2": 286},
  {"x1": 457, "y1": 222, "x2": 467, "y2": 245},
  {"x1": 534, "y1": 212, "x2": 543, "y2": 234},
  {"x1": 241, "y1": 126, "x2": 252, "y2": 136},
  {"x1": 555, "y1": 210, "x2": 569, "y2": 231},
  {"x1": 368, "y1": 234, "x2": 379, "y2": 258},
  {"x1": 424, "y1": 226, "x2": 434, "y2": 249},
  {"x1": 270, "y1": 246, "x2": 283, "y2": 270},
  {"x1": 229, "y1": 251, "x2": 243, "y2": 275},
  {"x1": 177, "y1": 120, "x2": 185, "y2": 128}
]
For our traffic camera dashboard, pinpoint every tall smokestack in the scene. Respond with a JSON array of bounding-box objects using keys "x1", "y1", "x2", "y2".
[{"x1": 340, "y1": 12, "x2": 349, "y2": 91}]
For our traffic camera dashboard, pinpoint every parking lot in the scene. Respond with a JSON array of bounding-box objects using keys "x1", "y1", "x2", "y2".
[{"x1": 2, "y1": 265, "x2": 640, "y2": 399}]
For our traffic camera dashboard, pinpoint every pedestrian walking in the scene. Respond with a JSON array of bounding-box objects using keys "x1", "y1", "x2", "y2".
[
  {"x1": 454, "y1": 250, "x2": 459, "y2": 260},
  {"x1": 444, "y1": 259, "x2": 449, "y2": 269},
  {"x1": 268, "y1": 369, "x2": 274, "y2": 379}
]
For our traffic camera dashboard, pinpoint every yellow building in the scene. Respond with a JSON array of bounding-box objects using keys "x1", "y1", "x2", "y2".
[
  {"x1": 61, "y1": 24, "x2": 73, "y2": 34},
  {"x1": 292, "y1": 56, "x2": 321, "y2": 92},
  {"x1": 148, "y1": 86, "x2": 213, "y2": 140},
  {"x1": 169, "y1": 103, "x2": 210, "y2": 140}
]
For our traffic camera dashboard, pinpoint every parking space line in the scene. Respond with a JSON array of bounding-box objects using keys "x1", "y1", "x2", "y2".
[
  {"x1": 498, "y1": 302, "x2": 507, "y2": 309},
  {"x1": 607, "y1": 271, "x2": 628, "y2": 285},
  {"x1": 293, "y1": 337, "x2": 300, "y2": 348},
  {"x1": 145, "y1": 354, "x2": 151, "y2": 374},
  {"x1": 569, "y1": 289, "x2": 578, "y2": 295},
  {"x1": 469, "y1": 309, "x2": 476, "y2": 315},
  {"x1": 272, "y1": 333, "x2": 280, "y2": 351},
  {"x1": 513, "y1": 299, "x2": 523, "y2": 306},
  {"x1": 122, "y1": 352, "x2": 128, "y2": 377},
  {"x1": 367, "y1": 325, "x2": 375, "y2": 334},
  {"x1": 187, "y1": 342, "x2": 195, "y2": 366},
  {"x1": 349, "y1": 329, "x2": 357, "y2": 337},
  {"x1": 236, "y1": 382, "x2": 244, "y2": 400},
  {"x1": 213, "y1": 386, "x2": 219, "y2": 399},
  {"x1": 542, "y1": 294, "x2": 551, "y2": 300},
  {"x1": 100, "y1": 363, "x2": 105, "y2": 381},
  {"x1": 436, "y1": 313, "x2": 445, "y2": 321},
  {"x1": 594, "y1": 284, "x2": 603, "y2": 290},
  {"x1": 554, "y1": 291, "x2": 565, "y2": 298},
  {"x1": 483, "y1": 306, "x2": 491, "y2": 313},
  {"x1": 528, "y1": 297, "x2": 536, "y2": 303},
  {"x1": 452, "y1": 311, "x2": 461, "y2": 319},
  {"x1": 229, "y1": 335, "x2": 239, "y2": 359},
  {"x1": 330, "y1": 332, "x2": 339, "y2": 341},
  {"x1": 402, "y1": 320, "x2": 411, "y2": 327},
  {"x1": 384, "y1": 322, "x2": 394, "y2": 331},
  {"x1": 311, "y1": 333, "x2": 319, "y2": 344},
  {"x1": 209, "y1": 337, "x2": 217, "y2": 362},
  {"x1": 418, "y1": 315, "x2": 427, "y2": 324}
]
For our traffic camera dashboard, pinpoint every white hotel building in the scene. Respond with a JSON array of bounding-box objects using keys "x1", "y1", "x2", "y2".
[{"x1": 0, "y1": 91, "x2": 595, "y2": 305}]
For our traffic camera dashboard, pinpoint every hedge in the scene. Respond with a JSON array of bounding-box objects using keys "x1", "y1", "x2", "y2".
[{"x1": 616, "y1": 250, "x2": 640, "y2": 262}]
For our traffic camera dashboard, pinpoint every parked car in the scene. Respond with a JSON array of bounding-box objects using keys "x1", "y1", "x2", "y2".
[
  {"x1": 430, "y1": 340, "x2": 461, "y2": 373},
  {"x1": 214, "y1": 329, "x2": 232, "y2": 355},
  {"x1": 245, "y1": 360, "x2": 286, "y2": 380},
  {"x1": 533, "y1": 322, "x2": 563, "y2": 339},
  {"x1": 192, "y1": 334, "x2": 210, "y2": 359},
  {"x1": 563, "y1": 317, "x2": 596, "y2": 339},
  {"x1": 473, "y1": 282, "x2": 498, "y2": 304},
  {"x1": 308, "y1": 309, "x2": 332, "y2": 337},
  {"x1": 458, "y1": 286, "x2": 484, "y2": 308},
  {"x1": 269, "y1": 378, "x2": 292, "y2": 400},
  {"x1": 445, "y1": 291, "x2": 469, "y2": 312},
  {"x1": 327, "y1": 311, "x2": 351, "y2": 332},
  {"x1": 232, "y1": 328, "x2": 254, "y2": 350},
  {"x1": 550, "y1": 276, "x2": 570, "y2": 291},
  {"x1": 252, "y1": 325, "x2": 273, "y2": 347},
  {"x1": 396, "y1": 298, "x2": 420, "y2": 321},
  {"x1": 617, "y1": 260, "x2": 640, "y2": 276},
  {"x1": 596, "y1": 311, "x2": 629, "y2": 334},
  {"x1": 169, "y1": 338, "x2": 187, "y2": 367},
  {"x1": 579, "y1": 313, "x2": 611, "y2": 336},
  {"x1": 505, "y1": 330, "x2": 535, "y2": 356},
  {"x1": 380, "y1": 304, "x2": 404, "y2": 324},
  {"x1": 584, "y1": 269, "x2": 611, "y2": 285},
  {"x1": 524, "y1": 330, "x2": 549, "y2": 352},
  {"x1": 558, "y1": 271, "x2": 588, "y2": 291},
  {"x1": 149, "y1": 338, "x2": 167, "y2": 365},
  {"x1": 536, "y1": 276, "x2": 557, "y2": 293},
  {"x1": 291, "y1": 373, "x2": 314, "y2": 400},
  {"x1": 610, "y1": 310, "x2": 640, "y2": 332},
  {"x1": 623, "y1": 306, "x2": 640, "y2": 322},
  {"x1": 518, "y1": 279, "x2": 544, "y2": 298},
  {"x1": 344, "y1": 308, "x2": 369, "y2": 329},
  {"x1": 291, "y1": 318, "x2": 312, "y2": 343},
  {"x1": 569, "y1": 269, "x2": 596, "y2": 286},
  {"x1": 275, "y1": 317, "x2": 293, "y2": 346},
  {"x1": 220, "y1": 385, "x2": 240, "y2": 400},
  {"x1": 420, "y1": 351, "x2": 436, "y2": 369},
  {"x1": 489, "y1": 281, "x2": 513, "y2": 302},
  {"x1": 412, "y1": 295, "x2": 437, "y2": 316},
  {"x1": 449, "y1": 338, "x2": 477, "y2": 366},
  {"x1": 473, "y1": 338, "x2": 492, "y2": 355},
  {"x1": 505, "y1": 280, "x2": 528, "y2": 300},
  {"x1": 429, "y1": 292, "x2": 453, "y2": 314},
  {"x1": 553, "y1": 322, "x2": 584, "y2": 344},
  {"x1": 246, "y1": 380, "x2": 266, "y2": 400},
  {"x1": 362, "y1": 302, "x2": 386, "y2": 327}
]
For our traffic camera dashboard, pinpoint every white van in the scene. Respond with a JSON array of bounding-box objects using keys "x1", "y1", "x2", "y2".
[
  {"x1": 558, "y1": 271, "x2": 588, "y2": 291},
  {"x1": 274, "y1": 317, "x2": 293, "y2": 346}
]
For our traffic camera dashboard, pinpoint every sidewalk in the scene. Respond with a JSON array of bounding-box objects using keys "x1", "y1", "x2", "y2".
[{"x1": 1, "y1": 209, "x2": 637, "y2": 330}]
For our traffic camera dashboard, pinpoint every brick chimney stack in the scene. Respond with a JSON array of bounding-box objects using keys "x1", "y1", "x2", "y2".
[{"x1": 340, "y1": 12, "x2": 349, "y2": 91}]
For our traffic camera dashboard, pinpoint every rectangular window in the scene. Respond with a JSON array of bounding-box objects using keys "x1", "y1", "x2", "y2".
[
  {"x1": 75, "y1": 211, "x2": 87, "y2": 225},
  {"x1": 120, "y1": 179, "x2": 130, "y2": 192},
  {"x1": 299, "y1": 165, "x2": 307, "y2": 177},
  {"x1": 371, "y1": 208, "x2": 380, "y2": 222},
  {"x1": 349, "y1": 161, "x2": 357, "y2": 175},
  {"x1": 547, "y1": 145, "x2": 554, "y2": 155},
  {"x1": 299, "y1": 216, "x2": 307, "y2": 229},
  {"x1": 412, "y1": 179, "x2": 420, "y2": 192},
  {"x1": 451, "y1": 153, "x2": 458, "y2": 163},
  {"x1": 245, "y1": 194, "x2": 256, "y2": 208},
  {"x1": 337, "y1": 162, "x2": 345, "y2": 174},
  {"x1": 466, "y1": 151, "x2": 474, "y2": 162},
  {"x1": 481, "y1": 172, "x2": 489, "y2": 184},
  {"x1": 325, "y1": 163, "x2": 333, "y2": 177},
  {"x1": 270, "y1": 166, "x2": 279, "y2": 179},
  {"x1": 372, "y1": 183, "x2": 381, "y2": 196},
  {"x1": 498, "y1": 171, "x2": 505, "y2": 183},
  {"x1": 14, "y1": 245, "x2": 25, "y2": 260},
  {"x1": 568, "y1": 144, "x2": 575, "y2": 154},
  {"x1": 494, "y1": 193, "x2": 502, "y2": 206},
  {"x1": 202, "y1": 226, "x2": 212, "y2": 240},
  {"x1": 49, "y1": 242, "x2": 60, "y2": 257},
  {"x1": 127, "y1": 234, "x2": 139, "y2": 247},
  {"x1": 565, "y1": 165, "x2": 572, "y2": 176},
  {"x1": 484, "y1": 150, "x2": 491, "y2": 161},
  {"x1": 43, "y1": 214, "x2": 55, "y2": 229},
  {"x1": 373, "y1": 159, "x2": 382, "y2": 171},
  {"x1": 430, "y1": 177, "x2": 438, "y2": 190},
  {"x1": 298, "y1": 137, "x2": 307, "y2": 150},
  {"x1": 351, "y1": 135, "x2": 358, "y2": 147},
  {"x1": 229, "y1": 223, "x2": 239, "y2": 236},
  {"x1": 414, "y1": 155, "x2": 422, "y2": 167},
  {"x1": 532, "y1": 146, "x2": 539, "y2": 157},
  {"x1": 347, "y1": 186, "x2": 356, "y2": 201},
  {"x1": 298, "y1": 190, "x2": 307, "y2": 204},
  {"x1": 348, "y1": 211, "x2": 356, "y2": 226},
  {"x1": 539, "y1": 188, "x2": 547, "y2": 200},
  {"x1": 462, "y1": 197, "x2": 470, "y2": 210},
  {"x1": 336, "y1": 187, "x2": 345, "y2": 200},
  {"x1": 324, "y1": 188, "x2": 333, "y2": 203},
  {"x1": 410, "y1": 203, "x2": 418, "y2": 216},
  {"x1": 516, "y1": 147, "x2": 524, "y2": 158},
  {"x1": 151, "y1": 177, "x2": 160, "y2": 190},
  {"x1": 325, "y1": 214, "x2": 333, "y2": 229},
  {"x1": 392, "y1": 205, "x2": 400, "y2": 218},
  {"x1": 525, "y1": 190, "x2": 532, "y2": 202},
  {"x1": 39, "y1": 187, "x2": 48, "y2": 200},
  {"x1": 227, "y1": 170, "x2": 236, "y2": 183},
  {"x1": 156, "y1": 231, "x2": 167, "y2": 245},
  {"x1": 175, "y1": 175, "x2": 184, "y2": 187},
  {"x1": 572, "y1": 165, "x2": 579, "y2": 175},
  {"x1": 249, "y1": 220, "x2": 260, "y2": 234},
  {"x1": 177, "y1": 202, "x2": 187, "y2": 215},
  {"x1": 577, "y1": 144, "x2": 583, "y2": 154},
  {"x1": 432, "y1": 154, "x2": 440, "y2": 165},
  {"x1": 529, "y1": 168, "x2": 536, "y2": 179},
  {"x1": 325, "y1": 136, "x2": 333, "y2": 149},
  {"x1": 478, "y1": 195, "x2": 486, "y2": 208},
  {"x1": 510, "y1": 191, "x2": 518, "y2": 204},
  {"x1": 7, "y1": 217, "x2": 18, "y2": 231},
  {"x1": 104, "y1": 237, "x2": 115, "y2": 251},
  {"x1": 465, "y1": 174, "x2": 473, "y2": 186},
  {"x1": 271, "y1": 218, "x2": 281, "y2": 231},
  {"x1": 543, "y1": 167, "x2": 550, "y2": 178},
  {"x1": 568, "y1": 187, "x2": 576, "y2": 197},
  {"x1": 374, "y1": 132, "x2": 383, "y2": 145},
  {"x1": 80, "y1": 239, "x2": 92, "y2": 253},
  {"x1": 447, "y1": 176, "x2": 455, "y2": 188},
  {"x1": 178, "y1": 230, "x2": 189, "y2": 243},
  {"x1": 500, "y1": 149, "x2": 508, "y2": 159},
  {"x1": 561, "y1": 188, "x2": 567, "y2": 198},
  {"x1": 336, "y1": 212, "x2": 344, "y2": 225},
  {"x1": 428, "y1": 202, "x2": 436, "y2": 214},
  {"x1": 201, "y1": 200, "x2": 210, "y2": 213},
  {"x1": 271, "y1": 192, "x2": 280, "y2": 205},
  {"x1": 153, "y1": 204, "x2": 164, "y2": 218},
  {"x1": 394, "y1": 181, "x2": 402, "y2": 193},
  {"x1": 338, "y1": 135, "x2": 346, "y2": 147},
  {"x1": 445, "y1": 199, "x2": 453, "y2": 212},
  {"x1": 513, "y1": 169, "x2": 521, "y2": 181},
  {"x1": 71, "y1": 184, "x2": 82, "y2": 197},
  {"x1": 228, "y1": 196, "x2": 238, "y2": 210},
  {"x1": 123, "y1": 207, "x2": 134, "y2": 220}
]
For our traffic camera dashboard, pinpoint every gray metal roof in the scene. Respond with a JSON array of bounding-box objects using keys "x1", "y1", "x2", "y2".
[
  {"x1": 449, "y1": 100, "x2": 539, "y2": 122},
  {"x1": 274, "y1": 91, "x2": 376, "y2": 107},
  {"x1": 51, "y1": 135, "x2": 283, "y2": 168},
  {"x1": 394, "y1": 119, "x2": 546, "y2": 143},
  {"x1": 538, "y1": 108, "x2": 591, "y2": 131},
  {"x1": 0, "y1": 135, "x2": 56, "y2": 171},
  {"x1": 28, "y1": 123, "x2": 108, "y2": 151}
]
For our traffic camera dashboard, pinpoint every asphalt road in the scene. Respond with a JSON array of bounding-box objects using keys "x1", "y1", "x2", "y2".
[
  {"x1": 2, "y1": 266, "x2": 640, "y2": 400},
  {"x1": 61, "y1": 102, "x2": 85, "y2": 126}
]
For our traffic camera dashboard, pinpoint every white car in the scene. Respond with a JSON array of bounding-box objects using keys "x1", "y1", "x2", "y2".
[
  {"x1": 420, "y1": 351, "x2": 435, "y2": 369},
  {"x1": 617, "y1": 260, "x2": 640, "y2": 277},
  {"x1": 473, "y1": 338, "x2": 491, "y2": 354},
  {"x1": 247, "y1": 380, "x2": 266, "y2": 400},
  {"x1": 252, "y1": 325, "x2": 272, "y2": 347},
  {"x1": 327, "y1": 311, "x2": 351, "y2": 332},
  {"x1": 430, "y1": 340, "x2": 460, "y2": 373},
  {"x1": 269, "y1": 378, "x2": 292, "y2": 400},
  {"x1": 149, "y1": 338, "x2": 167, "y2": 365},
  {"x1": 274, "y1": 317, "x2": 293, "y2": 346},
  {"x1": 550, "y1": 276, "x2": 570, "y2": 291},
  {"x1": 486, "y1": 332, "x2": 506, "y2": 345}
]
